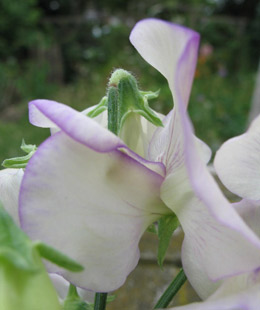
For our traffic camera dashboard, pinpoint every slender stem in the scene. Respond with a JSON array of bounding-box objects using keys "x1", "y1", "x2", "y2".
[
  {"x1": 154, "y1": 268, "x2": 187, "y2": 309},
  {"x1": 94, "y1": 293, "x2": 107, "y2": 310}
]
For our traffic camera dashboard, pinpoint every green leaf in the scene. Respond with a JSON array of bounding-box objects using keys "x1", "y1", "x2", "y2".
[
  {"x1": 34, "y1": 242, "x2": 84, "y2": 272},
  {"x1": 157, "y1": 214, "x2": 179, "y2": 268},
  {"x1": 0, "y1": 202, "x2": 39, "y2": 271}
]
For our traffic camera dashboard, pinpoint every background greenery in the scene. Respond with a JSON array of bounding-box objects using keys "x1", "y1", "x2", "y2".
[{"x1": 0, "y1": 0, "x2": 259, "y2": 162}]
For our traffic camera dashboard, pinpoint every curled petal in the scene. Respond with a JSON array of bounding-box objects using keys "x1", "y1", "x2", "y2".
[
  {"x1": 130, "y1": 18, "x2": 199, "y2": 108},
  {"x1": 0, "y1": 168, "x2": 23, "y2": 224},
  {"x1": 214, "y1": 114, "x2": 260, "y2": 200}
]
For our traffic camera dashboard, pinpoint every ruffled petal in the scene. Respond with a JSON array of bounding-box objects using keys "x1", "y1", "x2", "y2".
[
  {"x1": 20, "y1": 129, "x2": 168, "y2": 292},
  {"x1": 214, "y1": 114, "x2": 260, "y2": 200},
  {"x1": 0, "y1": 168, "x2": 23, "y2": 224}
]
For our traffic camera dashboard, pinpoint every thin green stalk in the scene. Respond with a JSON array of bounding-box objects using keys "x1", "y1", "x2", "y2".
[
  {"x1": 94, "y1": 293, "x2": 107, "y2": 310},
  {"x1": 154, "y1": 268, "x2": 187, "y2": 309}
]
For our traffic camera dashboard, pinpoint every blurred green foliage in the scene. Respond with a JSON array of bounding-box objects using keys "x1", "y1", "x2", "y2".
[{"x1": 0, "y1": 0, "x2": 259, "y2": 163}]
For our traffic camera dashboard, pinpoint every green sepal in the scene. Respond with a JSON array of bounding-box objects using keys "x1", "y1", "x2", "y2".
[
  {"x1": 116, "y1": 76, "x2": 163, "y2": 131},
  {"x1": 140, "y1": 89, "x2": 160, "y2": 100},
  {"x1": 63, "y1": 284, "x2": 90, "y2": 310},
  {"x1": 87, "y1": 97, "x2": 107, "y2": 119},
  {"x1": 0, "y1": 202, "x2": 39, "y2": 272},
  {"x1": 2, "y1": 140, "x2": 37, "y2": 169},
  {"x1": 157, "y1": 214, "x2": 179, "y2": 268},
  {"x1": 147, "y1": 223, "x2": 157, "y2": 234},
  {"x1": 63, "y1": 285, "x2": 115, "y2": 310},
  {"x1": 20, "y1": 139, "x2": 37, "y2": 154},
  {"x1": 89, "y1": 69, "x2": 163, "y2": 136},
  {"x1": 34, "y1": 242, "x2": 84, "y2": 272}
]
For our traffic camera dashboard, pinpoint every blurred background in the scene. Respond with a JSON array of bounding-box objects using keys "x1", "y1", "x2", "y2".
[
  {"x1": 0, "y1": 0, "x2": 259, "y2": 308},
  {"x1": 0, "y1": 0, "x2": 260, "y2": 162}
]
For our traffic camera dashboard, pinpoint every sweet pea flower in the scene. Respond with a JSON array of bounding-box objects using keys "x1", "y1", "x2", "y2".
[
  {"x1": 19, "y1": 18, "x2": 260, "y2": 297},
  {"x1": 214, "y1": 113, "x2": 260, "y2": 200},
  {"x1": 173, "y1": 114, "x2": 260, "y2": 309}
]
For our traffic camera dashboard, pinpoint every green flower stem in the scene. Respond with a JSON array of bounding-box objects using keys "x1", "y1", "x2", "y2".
[
  {"x1": 94, "y1": 293, "x2": 107, "y2": 310},
  {"x1": 107, "y1": 86, "x2": 119, "y2": 135},
  {"x1": 154, "y1": 268, "x2": 187, "y2": 309}
]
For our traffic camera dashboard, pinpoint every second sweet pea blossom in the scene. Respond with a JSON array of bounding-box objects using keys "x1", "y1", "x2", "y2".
[
  {"x1": 214, "y1": 113, "x2": 260, "y2": 200},
  {"x1": 19, "y1": 19, "x2": 260, "y2": 296}
]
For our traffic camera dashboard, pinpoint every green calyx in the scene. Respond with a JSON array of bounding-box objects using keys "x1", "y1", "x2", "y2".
[
  {"x1": 2, "y1": 140, "x2": 37, "y2": 169},
  {"x1": 87, "y1": 69, "x2": 163, "y2": 135}
]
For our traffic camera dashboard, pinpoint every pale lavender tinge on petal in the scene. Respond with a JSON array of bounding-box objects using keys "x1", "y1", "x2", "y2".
[
  {"x1": 19, "y1": 132, "x2": 168, "y2": 292},
  {"x1": 29, "y1": 99, "x2": 124, "y2": 152},
  {"x1": 29, "y1": 100, "x2": 58, "y2": 128}
]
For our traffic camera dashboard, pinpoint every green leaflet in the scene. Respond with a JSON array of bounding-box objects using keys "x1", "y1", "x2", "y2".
[
  {"x1": 157, "y1": 214, "x2": 179, "y2": 268},
  {"x1": 0, "y1": 202, "x2": 39, "y2": 271},
  {"x1": 34, "y1": 242, "x2": 84, "y2": 272}
]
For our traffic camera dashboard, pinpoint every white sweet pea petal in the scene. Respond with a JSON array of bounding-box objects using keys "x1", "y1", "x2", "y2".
[
  {"x1": 0, "y1": 168, "x2": 23, "y2": 224},
  {"x1": 170, "y1": 270, "x2": 260, "y2": 310},
  {"x1": 119, "y1": 112, "x2": 165, "y2": 158},
  {"x1": 169, "y1": 282, "x2": 260, "y2": 310},
  {"x1": 130, "y1": 19, "x2": 199, "y2": 108},
  {"x1": 131, "y1": 18, "x2": 260, "y2": 300},
  {"x1": 20, "y1": 100, "x2": 168, "y2": 292},
  {"x1": 161, "y1": 167, "x2": 260, "y2": 299},
  {"x1": 214, "y1": 114, "x2": 260, "y2": 200},
  {"x1": 175, "y1": 110, "x2": 260, "y2": 299},
  {"x1": 233, "y1": 199, "x2": 260, "y2": 237}
]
